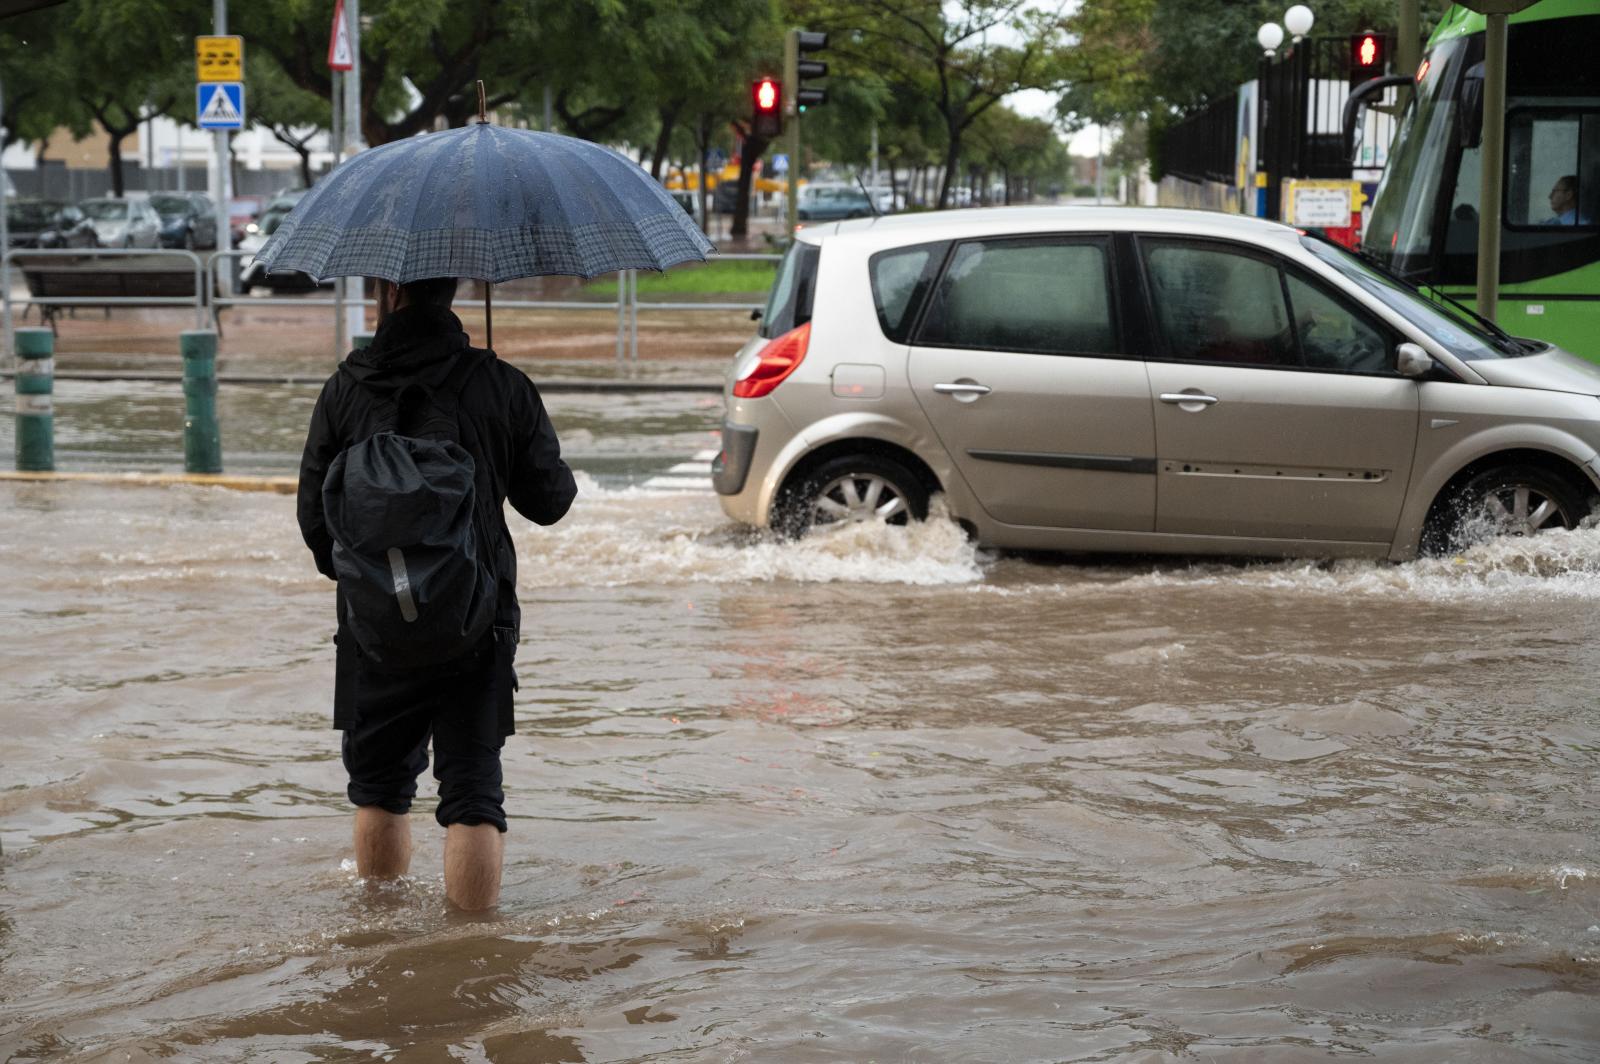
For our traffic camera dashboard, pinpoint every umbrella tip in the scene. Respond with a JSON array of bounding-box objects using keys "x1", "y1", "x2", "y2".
[{"x1": 477, "y1": 80, "x2": 487, "y2": 124}]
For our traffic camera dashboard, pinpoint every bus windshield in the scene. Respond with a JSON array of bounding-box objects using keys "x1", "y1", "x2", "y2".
[
  {"x1": 1304, "y1": 236, "x2": 1519, "y2": 361},
  {"x1": 1363, "y1": 37, "x2": 1469, "y2": 275}
]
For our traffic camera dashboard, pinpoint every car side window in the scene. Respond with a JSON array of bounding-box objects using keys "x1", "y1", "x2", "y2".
[
  {"x1": 1283, "y1": 270, "x2": 1392, "y2": 374},
  {"x1": 869, "y1": 241, "x2": 945, "y2": 343},
  {"x1": 1140, "y1": 241, "x2": 1297, "y2": 367},
  {"x1": 915, "y1": 237, "x2": 1117, "y2": 356}
]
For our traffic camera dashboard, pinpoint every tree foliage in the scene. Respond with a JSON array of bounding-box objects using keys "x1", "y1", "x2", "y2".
[
  {"x1": 1, "y1": 0, "x2": 1077, "y2": 210},
  {"x1": 796, "y1": 0, "x2": 1070, "y2": 207}
]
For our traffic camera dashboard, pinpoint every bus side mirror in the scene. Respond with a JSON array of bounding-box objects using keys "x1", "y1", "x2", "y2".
[
  {"x1": 1458, "y1": 62, "x2": 1484, "y2": 150},
  {"x1": 1342, "y1": 75, "x2": 1412, "y2": 163}
]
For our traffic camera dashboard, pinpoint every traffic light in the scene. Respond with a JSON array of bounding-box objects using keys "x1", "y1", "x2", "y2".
[
  {"x1": 787, "y1": 29, "x2": 828, "y2": 114},
  {"x1": 752, "y1": 77, "x2": 781, "y2": 139},
  {"x1": 1349, "y1": 30, "x2": 1386, "y2": 80}
]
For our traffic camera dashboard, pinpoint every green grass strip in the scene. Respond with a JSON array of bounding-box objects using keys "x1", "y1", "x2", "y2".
[{"x1": 588, "y1": 258, "x2": 778, "y2": 296}]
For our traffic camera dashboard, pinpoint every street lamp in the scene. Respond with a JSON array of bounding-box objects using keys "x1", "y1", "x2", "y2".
[
  {"x1": 1285, "y1": 5, "x2": 1315, "y2": 42},
  {"x1": 1257, "y1": 21, "x2": 1285, "y2": 57}
]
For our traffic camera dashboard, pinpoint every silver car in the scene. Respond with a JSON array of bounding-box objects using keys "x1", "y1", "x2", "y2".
[
  {"x1": 78, "y1": 198, "x2": 162, "y2": 248},
  {"x1": 713, "y1": 207, "x2": 1600, "y2": 560}
]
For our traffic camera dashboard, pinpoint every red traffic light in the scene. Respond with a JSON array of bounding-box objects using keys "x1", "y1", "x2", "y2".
[
  {"x1": 1350, "y1": 31, "x2": 1384, "y2": 70},
  {"x1": 754, "y1": 77, "x2": 780, "y2": 113}
]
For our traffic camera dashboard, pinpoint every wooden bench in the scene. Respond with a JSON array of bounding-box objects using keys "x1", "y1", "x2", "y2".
[{"x1": 14, "y1": 254, "x2": 205, "y2": 333}]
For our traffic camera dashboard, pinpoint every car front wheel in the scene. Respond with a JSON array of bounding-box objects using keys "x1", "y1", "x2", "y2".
[
  {"x1": 776, "y1": 453, "x2": 930, "y2": 538},
  {"x1": 1422, "y1": 463, "x2": 1594, "y2": 554}
]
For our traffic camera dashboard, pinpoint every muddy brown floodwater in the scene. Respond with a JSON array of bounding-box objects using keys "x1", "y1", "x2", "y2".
[{"x1": 1, "y1": 391, "x2": 1599, "y2": 1060}]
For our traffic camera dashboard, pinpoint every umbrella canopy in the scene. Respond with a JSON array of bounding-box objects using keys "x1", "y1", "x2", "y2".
[{"x1": 252, "y1": 123, "x2": 714, "y2": 284}]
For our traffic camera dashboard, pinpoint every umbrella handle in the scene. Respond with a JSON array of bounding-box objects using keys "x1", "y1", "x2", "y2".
[{"x1": 477, "y1": 80, "x2": 487, "y2": 124}]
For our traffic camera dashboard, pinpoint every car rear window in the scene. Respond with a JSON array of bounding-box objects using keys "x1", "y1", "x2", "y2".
[
  {"x1": 915, "y1": 237, "x2": 1118, "y2": 356},
  {"x1": 760, "y1": 242, "x2": 820, "y2": 338},
  {"x1": 869, "y1": 241, "x2": 946, "y2": 342}
]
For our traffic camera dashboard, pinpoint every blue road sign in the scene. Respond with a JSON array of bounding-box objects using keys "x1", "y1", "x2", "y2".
[{"x1": 196, "y1": 82, "x2": 245, "y2": 130}]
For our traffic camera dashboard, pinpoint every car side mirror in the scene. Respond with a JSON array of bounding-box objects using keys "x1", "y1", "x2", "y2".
[{"x1": 1396, "y1": 342, "x2": 1434, "y2": 378}]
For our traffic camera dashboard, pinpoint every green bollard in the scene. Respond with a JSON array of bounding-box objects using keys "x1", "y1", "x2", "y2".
[
  {"x1": 180, "y1": 330, "x2": 222, "y2": 474},
  {"x1": 14, "y1": 326, "x2": 54, "y2": 472}
]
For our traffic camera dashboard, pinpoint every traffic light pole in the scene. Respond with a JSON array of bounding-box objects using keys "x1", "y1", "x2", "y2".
[{"x1": 784, "y1": 29, "x2": 799, "y2": 239}]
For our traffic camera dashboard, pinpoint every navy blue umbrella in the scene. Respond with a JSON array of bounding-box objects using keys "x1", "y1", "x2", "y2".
[{"x1": 254, "y1": 122, "x2": 713, "y2": 284}]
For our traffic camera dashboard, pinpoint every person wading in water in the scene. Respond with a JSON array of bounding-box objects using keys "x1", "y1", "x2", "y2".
[{"x1": 298, "y1": 277, "x2": 576, "y2": 910}]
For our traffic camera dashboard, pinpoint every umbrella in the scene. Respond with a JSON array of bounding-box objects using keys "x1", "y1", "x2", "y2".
[{"x1": 252, "y1": 99, "x2": 713, "y2": 347}]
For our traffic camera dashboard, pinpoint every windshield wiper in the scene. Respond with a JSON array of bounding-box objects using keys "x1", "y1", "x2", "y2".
[{"x1": 1334, "y1": 238, "x2": 1528, "y2": 355}]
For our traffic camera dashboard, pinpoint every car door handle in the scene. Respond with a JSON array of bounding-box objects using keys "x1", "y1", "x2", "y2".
[
  {"x1": 1159, "y1": 392, "x2": 1219, "y2": 405},
  {"x1": 934, "y1": 383, "x2": 992, "y2": 396}
]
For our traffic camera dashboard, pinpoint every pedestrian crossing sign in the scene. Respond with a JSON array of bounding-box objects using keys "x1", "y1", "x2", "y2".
[{"x1": 196, "y1": 82, "x2": 245, "y2": 130}]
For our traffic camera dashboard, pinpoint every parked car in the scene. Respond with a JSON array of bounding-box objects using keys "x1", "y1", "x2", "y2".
[
  {"x1": 78, "y1": 198, "x2": 162, "y2": 248},
  {"x1": 149, "y1": 192, "x2": 218, "y2": 249},
  {"x1": 796, "y1": 183, "x2": 874, "y2": 223},
  {"x1": 228, "y1": 196, "x2": 264, "y2": 244},
  {"x1": 714, "y1": 206, "x2": 1600, "y2": 560},
  {"x1": 864, "y1": 185, "x2": 902, "y2": 214},
  {"x1": 6, "y1": 199, "x2": 95, "y2": 248},
  {"x1": 236, "y1": 199, "x2": 322, "y2": 290}
]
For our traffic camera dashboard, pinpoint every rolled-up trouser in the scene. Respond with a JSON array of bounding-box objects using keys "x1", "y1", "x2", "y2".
[{"x1": 336, "y1": 627, "x2": 517, "y2": 832}]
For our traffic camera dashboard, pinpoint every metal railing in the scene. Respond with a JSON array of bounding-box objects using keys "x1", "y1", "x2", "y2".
[
  {"x1": 5, "y1": 248, "x2": 778, "y2": 364},
  {"x1": 2, "y1": 247, "x2": 210, "y2": 356}
]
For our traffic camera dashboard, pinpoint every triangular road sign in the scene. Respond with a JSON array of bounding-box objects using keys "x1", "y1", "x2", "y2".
[{"x1": 328, "y1": 0, "x2": 354, "y2": 71}]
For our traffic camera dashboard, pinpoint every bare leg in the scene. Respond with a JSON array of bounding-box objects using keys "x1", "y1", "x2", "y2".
[
  {"x1": 444, "y1": 823, "x2": 504, "y2": 910},
  {"x1": 354, "y1": 806, "x2": 412, "y2": 878}
]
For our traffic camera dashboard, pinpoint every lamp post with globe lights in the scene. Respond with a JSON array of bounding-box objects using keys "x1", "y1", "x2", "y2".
[
  {"x1": 1285, "y1": 5, "x2": 1315, "y2": 42},
  {"x1": 1255, "y1": 6, "x2": 1317, "y2": 220}
]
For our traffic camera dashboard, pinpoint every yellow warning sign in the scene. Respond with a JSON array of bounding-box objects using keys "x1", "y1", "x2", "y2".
[{"x1": 196, "y1": 36, "x2": 243, "y2": 82}]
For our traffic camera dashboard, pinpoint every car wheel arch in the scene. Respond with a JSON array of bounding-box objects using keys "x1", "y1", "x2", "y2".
[
  {"x1": 778, "y1": 437, "x2": 943, "y2": 509},
  {"x1": 1394, "y1": 443, "x2": 1600, "y2": 559},
  {"x1": 1425, "y1": 446, "x2": 1598, "y2": 518}
]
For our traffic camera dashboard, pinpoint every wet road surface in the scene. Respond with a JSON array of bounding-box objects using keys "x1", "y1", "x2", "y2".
[{"x1": 1, "y1": 383, "x2": 1597, "y2": 1061}]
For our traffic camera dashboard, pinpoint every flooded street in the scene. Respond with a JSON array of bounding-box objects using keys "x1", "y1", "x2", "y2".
[{"x1": 2, "y1": 382, "x2": 1598, "y2": 1061}]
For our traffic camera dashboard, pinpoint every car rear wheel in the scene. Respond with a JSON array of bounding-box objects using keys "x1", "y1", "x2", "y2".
[
  {"x1": 777, "y1": 454, "x2": 930, "y2": 538},
  {"x1": 1422, "y1": 463, "x2": 1594, "y2": 554}
]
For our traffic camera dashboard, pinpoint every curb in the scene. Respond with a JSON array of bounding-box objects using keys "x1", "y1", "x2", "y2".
[
  {"x1": 0, "y1": 370, "x2": 724, "y2": 393},
  {"x1": 0, "y1": 470, "x2": 297, "y2": 493}
]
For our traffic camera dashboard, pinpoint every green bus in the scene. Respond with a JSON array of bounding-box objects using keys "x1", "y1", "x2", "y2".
[{"x1": 1362, "y1": 0, "x2": 1600, "y2": 360}]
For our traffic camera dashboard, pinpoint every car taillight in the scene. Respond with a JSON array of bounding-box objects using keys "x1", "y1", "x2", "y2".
[{"x1": 733, "y1": 322, "x2": 810, "y2": 398}]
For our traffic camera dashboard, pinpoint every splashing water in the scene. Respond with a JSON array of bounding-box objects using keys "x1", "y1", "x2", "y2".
[{"x1": 511, "y1": 475, "x2": 987, "y2": 588}]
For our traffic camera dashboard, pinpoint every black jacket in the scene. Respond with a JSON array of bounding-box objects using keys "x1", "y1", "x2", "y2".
[{"x1": 297, "y1": 304, "x2": 577, "y2": 639}]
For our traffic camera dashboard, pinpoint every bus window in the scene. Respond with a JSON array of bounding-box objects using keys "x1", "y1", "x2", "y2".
[
  {"x1": 1445, "y1": 143, "x2": 1482, "y2": 257},
  {"x1": 1506, "y1": 110, "x2": 1599, "y2": 227},
  {"x1": 1365, "y1": 36, "x2": 1469, "y2": 274}
]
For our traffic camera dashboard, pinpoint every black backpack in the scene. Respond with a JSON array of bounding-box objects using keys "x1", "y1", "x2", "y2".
[{"x1": 322, "y1": 354, "x2": 497, "y2": 672}]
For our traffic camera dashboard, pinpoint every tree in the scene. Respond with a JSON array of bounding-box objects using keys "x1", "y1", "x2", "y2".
[
  {"x1": 0, "y1": 11, "x2": 71, "y2": 157},
  {"x1": 233, "y1": 0, "x2": 519, "y2": 147},
  {"x1": 61, "y1": 0, "x2": 203, "y2": 196},
  {"x1": 800, "y1": 0, "x2": 1069, "y2": 208},
  {"x1": 968, "y1": 105, "x2": 1058, "y2": 204},
  {"x1": 247, "y1": 56, "x2": 330, "y2": 188}
]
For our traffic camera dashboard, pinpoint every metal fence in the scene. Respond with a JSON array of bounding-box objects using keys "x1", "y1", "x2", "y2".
[
  {"x1": 3, "y1": 248, "x2": 777, "y2": 364},
  {"x1": 2, "y1": 247, "x2": 210, "y2": 350},
  {"x1": 1160, "y1": 88, "x2": 1241, "y2": 186}
]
